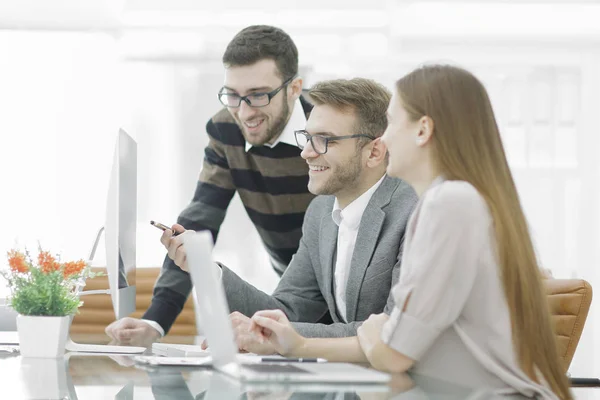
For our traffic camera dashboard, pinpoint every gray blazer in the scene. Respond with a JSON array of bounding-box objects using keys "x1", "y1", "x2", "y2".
[{"x1": 220, "y1": 175, "x2": 417, "y2": 338}]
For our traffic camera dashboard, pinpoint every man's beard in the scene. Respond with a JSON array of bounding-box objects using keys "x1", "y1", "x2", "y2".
[
  {"x1": 241, "y1": 95, "x2": 291, "y2": 146},
  {"x1": 313, "y1": 152, "x2": 363, "y2": 196},
  {"x1": 261, "y1": 97, "x2": 290, "y2": 145}
]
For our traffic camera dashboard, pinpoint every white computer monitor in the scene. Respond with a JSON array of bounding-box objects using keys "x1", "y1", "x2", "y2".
[
  {"x1": 65, "y1": 129, "x2": 145, "y2": 354},
  {"x1": 104, "y1": 128, "x2": 137, "y2": 320}
]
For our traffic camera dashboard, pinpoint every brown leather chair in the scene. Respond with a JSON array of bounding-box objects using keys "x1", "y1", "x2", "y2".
[
  {"x1": 70, "y1": 267, "x2": 197, "y2": 336},
  {"x1": 546, "y1": 279, "x2": 592, "y2": 371}
]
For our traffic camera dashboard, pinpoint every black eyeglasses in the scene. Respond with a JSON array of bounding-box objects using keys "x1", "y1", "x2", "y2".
[
  {"x1": 294, "y1": 130, "x2": 375, "y2": 155},
  {"x1": 218, "y1": 76, "x2": 295, "y2": 108}
]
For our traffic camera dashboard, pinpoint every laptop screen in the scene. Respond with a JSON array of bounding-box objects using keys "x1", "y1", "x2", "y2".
[{"x1": 183, "y1": 231, "x2": 239, "y2": 370}]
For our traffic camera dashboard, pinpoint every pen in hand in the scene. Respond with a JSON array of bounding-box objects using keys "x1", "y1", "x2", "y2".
[{"x1": 150, "y1": 220, "x2": 182, "y2": 237}]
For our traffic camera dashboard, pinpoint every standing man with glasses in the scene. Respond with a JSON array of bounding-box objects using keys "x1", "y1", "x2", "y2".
[
  {"x1": 160, "y1": 78, "x2": 418, "y2": 354},
  {"x1": 106, "y1": 25, "x2": 316, "y2": 346}
]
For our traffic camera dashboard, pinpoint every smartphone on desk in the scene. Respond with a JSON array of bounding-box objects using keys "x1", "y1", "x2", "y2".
[{"x1": 150, "y1": 220, "x2": 181, "y2": 237}]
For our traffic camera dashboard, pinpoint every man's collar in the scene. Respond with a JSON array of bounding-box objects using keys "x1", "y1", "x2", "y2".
[
  {"x1": 245, "y1": 98, "x2": 306, "y2": 152},
  {"x1": 332, "y1": 175, "x2": 386, "y2": 229}
]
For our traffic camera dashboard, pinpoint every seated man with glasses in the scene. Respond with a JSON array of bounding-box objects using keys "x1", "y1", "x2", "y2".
[
  {"x1": 105, "y1": 25, "x2": 316, "y2": 346},
  {"x1": 162, "y1": 78, "x2": 418, "y2": 354}
]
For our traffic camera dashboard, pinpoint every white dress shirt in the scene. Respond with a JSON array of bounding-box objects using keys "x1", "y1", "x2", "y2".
[
  {"x1": 331, "y1": 176, "x2": 385, "y2": 322},
  {"x1": 245, "y1": 98, "x2": 306, "y2": 152}
]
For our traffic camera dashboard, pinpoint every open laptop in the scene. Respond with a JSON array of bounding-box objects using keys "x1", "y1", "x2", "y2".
[{"x1": 180, "y1": 230, "x2": 390, "y2": 384}]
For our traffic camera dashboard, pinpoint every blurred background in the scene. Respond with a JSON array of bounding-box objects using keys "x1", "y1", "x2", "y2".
[{"x1": 0, "y1": 0, "x2": 599, "y2": 380}]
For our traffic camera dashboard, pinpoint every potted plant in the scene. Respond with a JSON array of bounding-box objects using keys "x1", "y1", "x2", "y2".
[{"x1": 1, "y1": 247, "x2": 99, "y2": 358}]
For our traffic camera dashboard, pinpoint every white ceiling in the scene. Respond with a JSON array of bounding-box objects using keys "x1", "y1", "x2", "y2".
[
  {"x1": 0, "y1": 0, "x2": 123, "y2": 30},
  {"x1": 1, "y1": 0, "x2": 599, "y2": 37}
]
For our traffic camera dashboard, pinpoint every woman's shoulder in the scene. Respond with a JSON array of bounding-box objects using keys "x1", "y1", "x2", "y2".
[{"x1": 422, "y1": 180, "x2": 490, "y2": 223}]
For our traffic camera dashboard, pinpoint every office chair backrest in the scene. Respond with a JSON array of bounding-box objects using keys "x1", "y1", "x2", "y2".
[
  {"x1": 71, "y1": 267, "x2": 197, "y2": 336},
  {"x1": 546, "y1": 279, "x2": 592, "y2": 371}
]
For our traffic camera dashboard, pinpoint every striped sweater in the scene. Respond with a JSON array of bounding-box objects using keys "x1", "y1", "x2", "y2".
[{"x1": 143, "y1": 97, "x2": 315, "y2": 333}]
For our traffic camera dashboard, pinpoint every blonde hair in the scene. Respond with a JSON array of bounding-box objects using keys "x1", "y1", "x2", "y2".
[
  {"x1": 396, "y1": 65, "x2": 571, "y2": 400},
  {"x1": 309, "y1": 78, "x2": 391, "y2": 139}
]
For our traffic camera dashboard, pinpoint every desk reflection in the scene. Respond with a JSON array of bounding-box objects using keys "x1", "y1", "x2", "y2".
[
  {"x1": 19, "y1": 357, "x2": 71, "y2": 400},
  {"x1": 4, "y1": 353, "x2": 540, "y2": 400},
  {"x1": 16, "y1": 355, "x2": 137, "y2": 400}
]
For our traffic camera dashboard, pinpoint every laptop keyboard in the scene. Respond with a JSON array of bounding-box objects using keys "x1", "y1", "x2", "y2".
[{"x1": 242, "y1": 364, "x2": 312, "y2": 374}]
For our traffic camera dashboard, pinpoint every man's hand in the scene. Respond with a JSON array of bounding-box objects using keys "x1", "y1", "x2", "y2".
[
  {"x1": 249, "y1": 309, "x2": 306, "y2": 357},
  {"x1": 201, "y1": 311, "x2": 279, "y2": 355},
  {"x1": 105, "y1": 317, "x2": 161, "y2": 348},
  {"x1": 160, "y1": 223, "x2": 189, "y2": 272}
]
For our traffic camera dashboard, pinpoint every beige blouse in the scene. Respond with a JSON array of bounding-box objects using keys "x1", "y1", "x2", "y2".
[{"x1": 381, "y1": 178, "x2": 558, "y2": 399}]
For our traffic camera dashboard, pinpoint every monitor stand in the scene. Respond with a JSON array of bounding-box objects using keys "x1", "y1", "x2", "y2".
[
  {"x1": 65, "y1": 308, "x2": 146, "y2": 354},
  {"x1": 65, "y1": 227, "x2": 146, "y2": 355}
]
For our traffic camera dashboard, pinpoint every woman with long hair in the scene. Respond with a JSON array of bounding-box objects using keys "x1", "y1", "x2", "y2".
[{"x1": 248, "y1": 65, "x2": 572, "y2": 399}]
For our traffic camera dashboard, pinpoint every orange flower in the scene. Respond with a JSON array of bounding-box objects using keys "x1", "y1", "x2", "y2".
[
  {"x1": 63, "y1": 260, "x2": 87, "y2": 278},
  {"x1": 38, "y1": 251, "x2": 60, "y2": 274},
  {"x1": 7, "y1": 250, "x2": 29, "y2": 273}
]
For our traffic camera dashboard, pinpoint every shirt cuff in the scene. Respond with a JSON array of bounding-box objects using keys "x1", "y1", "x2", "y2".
[
  {"x1": 141, "y1": 319, "x2": 165, "y2": 337},
  {"x1": 381, "y1": 307, "x2": 441, "y2": 361}
]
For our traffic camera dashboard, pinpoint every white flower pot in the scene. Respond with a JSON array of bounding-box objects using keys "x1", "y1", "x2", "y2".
[{"x1": 17, "y1": 315, "x2": 70, "y2": 358}]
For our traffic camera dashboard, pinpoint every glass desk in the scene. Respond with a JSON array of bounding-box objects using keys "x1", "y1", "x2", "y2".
[{"x1": 0, "y1": 335, "x2": 596, "y2": 399}]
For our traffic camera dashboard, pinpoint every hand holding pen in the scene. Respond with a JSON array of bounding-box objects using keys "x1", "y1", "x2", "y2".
[
  {"x1": 151, "y1": 221, "x2": 190, "y2": 272},
  {"x1": 150, "y1": 220, "x2": 183, "y2": 237}
]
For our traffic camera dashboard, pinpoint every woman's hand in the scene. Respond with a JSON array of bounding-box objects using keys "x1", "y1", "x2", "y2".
[
  {"x1": 358, "y1": 313, "x2": 414, "y2": 374},
  {"x1": 357, "y1": 313, "x2": 389, "y2": 361},
  {"x1": 249, "y1": 309, "x2": 306, "y2": 356}
]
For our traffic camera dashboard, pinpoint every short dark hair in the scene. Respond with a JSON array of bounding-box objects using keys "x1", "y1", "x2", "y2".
[
  {"x1": 308, "y1": 78, "x2": 391, "y2": 140},
  {"x1": 222, "y1": 25, "x2": 298, "y2": 81}
]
